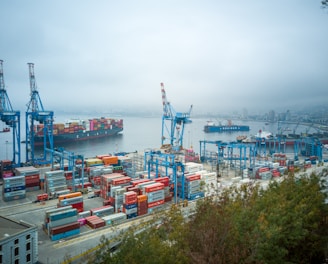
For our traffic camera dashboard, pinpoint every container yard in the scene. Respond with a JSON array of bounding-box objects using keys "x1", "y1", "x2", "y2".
[{"x1": 1, "y1": 148, "x2": 328, "y2": 262}]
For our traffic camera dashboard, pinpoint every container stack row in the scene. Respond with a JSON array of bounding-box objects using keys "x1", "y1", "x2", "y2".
[
  {"x1": 84, "y1": 215, "x2": 106, "y2": 229},
  {"x1": 2, "y1": 175, "x2": 26, "y2": 201},
  {"x1": 273, "y1": 153, "x2": 287, "y2": 166},
  {"x1": 14, "y1": 166, "x2": 40, "y2": 192},
  {"x1": 44, "y1": 170, "x2": 69, "y2": 195},
  {"x1": 57, "y1": 192, "x2": 84, "y2": 212},
  {"x1": 143, "y1": 182, "x2": 165, "y2": 214},
  {"x1": 179, "y1": 174, "x2": 205, "y2": 201},
  {"x1": 44, "y1": 206, "x2": 80, "y2": 241},
  {"x1": 122, "y1": 191, "x2": 138, "y2": 218},
  {"x1": 0, "y1": 159, "x2": 14, "y2": 178},
  {"x1": 199, "y1": 171, "x2": 218, "y2": 197}
]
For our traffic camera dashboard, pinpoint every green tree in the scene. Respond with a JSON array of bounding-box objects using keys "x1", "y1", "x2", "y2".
[
  {"x1": 91, "y1": 205, "x2": 189, "y2": 264},
  {"x1": 187, "y1": 173, "x2": 328, "y2": 263},
  {"x1": 90, "y1": 172, "x2": 328, "y2": 263},
  {"x1": 252, "y1": 173, "x2": 328, "y2": 263}
]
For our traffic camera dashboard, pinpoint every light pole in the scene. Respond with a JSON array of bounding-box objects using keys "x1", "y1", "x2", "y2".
[{"x1": 5, "y1": 140, "x2": 8, "y2": 160}]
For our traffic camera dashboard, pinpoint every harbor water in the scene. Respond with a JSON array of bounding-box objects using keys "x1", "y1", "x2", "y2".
[{"x1": 0, "y1": 114, "x2": 320, "y2": 162}]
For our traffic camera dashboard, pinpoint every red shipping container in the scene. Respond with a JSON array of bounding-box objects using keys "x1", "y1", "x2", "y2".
[
  {"x1": 102, "y1": 173, "x2": 125, "y2": 183},
  {"x1": 138, "y1": 210, "x2": 148, "y2": 216},
  {"x1": 25, "y1": 178, "x2": 40, "y2": 184},
  {"x1": 37, "y1": 193, "x2": 48, "y2": 201},
  {"x1": 71, "y1": 202, "x2": 84, "y2": 213},
  {"x1": 85, "y1": 215, "x2": 106, "y2": 229},
  {"x1": 186, "y1": 174, "x2": 201, "y2": 181},
  {"x1": 148, "y1": 199, "x2": 164, "y2": 208},
  {"x1": 126, "y1": 186, "x2": 139, "y2": 194},
  {"x1": 97, "y1": 154, "x2": 111, "y2": 159},
  {"x1": 131, "y1": 179, "x2": 151, "y2": 187},
  {"x1": 258, "y1": 167, "x2": 269, "y2": 173},
  {"x1": 103, "y1": 200, "x2": 111, "y2": 206},
  {"x1": 64, "y1": 171, "x2": 73, "y2": 177},
  {"x1": 154, "y1": 177, "x2": 170, "y2": 187},
  {"x1": 144, "y1": 183, "x2": 164, "y2": 193},
  {"x1": 51, "y1": 222, "x2": 80, "y2": 235},
  {"x1": 25, "y1": 174, "x2": 40, "y2": 180},
  {"x1": 26, "y1": 182, "x2": 40, "y2": 188},
  {"x1": 111, "y1": 176, "x2": 131, "y2": 186},
  {"x1": 124, "y1": 191, "x2": 137, "y2": 198},
  {"x1": 164, "y1": 196, "x2": 172, "y2": 202}
]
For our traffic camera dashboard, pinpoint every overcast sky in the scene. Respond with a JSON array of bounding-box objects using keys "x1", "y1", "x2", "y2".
[{"x1": 1, "y1": 1, "x2": 327, "y2": 115}]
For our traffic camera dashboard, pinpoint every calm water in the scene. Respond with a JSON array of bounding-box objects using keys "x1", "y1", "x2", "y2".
[{"x1": 0, "y1": 114, "x2": 318, "y2": 162}]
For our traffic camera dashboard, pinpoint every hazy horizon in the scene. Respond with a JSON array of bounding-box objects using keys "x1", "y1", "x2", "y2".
[{"x1": 1, "y1": 1, "x2": 328, "y2": 115}]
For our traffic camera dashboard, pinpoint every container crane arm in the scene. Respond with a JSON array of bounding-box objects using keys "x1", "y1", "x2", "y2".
[
  {"x1": 0, "y1": 60, "x2": 21, "y2": 165},
  {"x1": 160, "y1": 82, "x2": 193, "y2": 151},
  {"x1": 161, "y1": 82, "x2": 174, "y2": 118}
]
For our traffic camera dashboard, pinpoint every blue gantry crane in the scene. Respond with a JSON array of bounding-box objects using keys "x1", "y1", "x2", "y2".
[
  {"x1": 160, "y1": 82, "x2": 193, "y2": 151},
  {"x1": 0, "y1": 60, "x2": 21, "y2": 165},
  {"x1": 25, "y1": 63, "x2": 54, "y2": 165}
]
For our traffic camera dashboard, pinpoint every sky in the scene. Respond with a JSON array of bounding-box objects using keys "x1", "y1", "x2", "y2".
[{"x1": 1, "y1": 0, "x2": 328, "y2": 116}]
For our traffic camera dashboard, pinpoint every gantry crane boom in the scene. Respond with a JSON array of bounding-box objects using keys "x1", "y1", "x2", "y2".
[
  {"x1": 25, "y1": 63, "x2": 54, "y2": 164},
  {"x1": 160, "y1": 82, "x2": 192, "y2": 151},
  {"x1": 0, "y1": 60, "x2": 21, "y2": 165}
]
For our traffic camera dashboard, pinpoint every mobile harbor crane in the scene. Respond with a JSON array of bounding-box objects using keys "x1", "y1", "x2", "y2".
[{"x1": 0, "y1": 60, "x2": 21, "y2": 165}]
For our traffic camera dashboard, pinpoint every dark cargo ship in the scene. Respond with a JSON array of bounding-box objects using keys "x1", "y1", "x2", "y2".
[{"x1": 34, "y1": 117, "x2": 123, "y2": 146}]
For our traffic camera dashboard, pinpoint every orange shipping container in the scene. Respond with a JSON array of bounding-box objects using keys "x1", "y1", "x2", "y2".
[
  {"x1": 137, "y1": 194, "x2": 147, "y2": 202},
  {"x1": 102, "y1": 156, "x2": 118, "y2": 165},
  {"x1": 58, "y1": 192, "x2": 81, "y2": 201}
]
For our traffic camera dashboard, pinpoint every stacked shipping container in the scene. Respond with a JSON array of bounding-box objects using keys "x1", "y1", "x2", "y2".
[
  {"x1": 0, "y1": 159, "x2": 14, "y2": 178},
  {"x1": 57, "y1": 192, "x2": 84, "y2": 212},
  {"x1": 15, "y1": 166, "x2": 40, "y2": 192},
  {"x1": 123, "y1": 191, "x2": 138, "y2": 219},
  {"x1": 44, "y1": 170, "x2": 69, "y2": 195},
  {"x1": 85, "y1": 215, "x2": 105, "y2": 229},
  {"x1": 2, "y1": 175, "x2": 26, "y2": 201},
  {"x1": 44, "y1": 206, "x2": 80, "y2": 241}
]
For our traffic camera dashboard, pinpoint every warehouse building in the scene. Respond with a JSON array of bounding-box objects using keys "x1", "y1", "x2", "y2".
[{"x1": 0, "y1": 216, "x2": 38, "y2": 264}]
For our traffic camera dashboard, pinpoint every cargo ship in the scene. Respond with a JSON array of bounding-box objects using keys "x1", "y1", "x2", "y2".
[
  {"x1": 204, "y1": 120, "x2": 250, "y2": 133},
  {"x1": 33, "y1": 117, "x2": 123, "y2": 146}
]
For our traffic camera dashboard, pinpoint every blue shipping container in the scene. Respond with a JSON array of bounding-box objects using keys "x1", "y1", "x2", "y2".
[
  {"x1": 50, "y1": 228, "x2": 80, "y2": 241},
  {"x1": 123, "y1": 203, "x2": 137, "y2": 210}
]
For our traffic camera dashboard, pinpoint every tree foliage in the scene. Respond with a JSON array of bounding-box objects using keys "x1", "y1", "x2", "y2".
[{"x1": 91, "y1": 172, "x2": 328, "y2": 263}]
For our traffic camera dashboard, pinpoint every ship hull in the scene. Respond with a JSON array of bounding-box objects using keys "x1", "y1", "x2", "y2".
[
  {"x1": 204, "y1": 125, "x2": 250, "y2": 133},
  {"x1": 34, "y1": 127, "x2": 123, "y2": 146}
]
